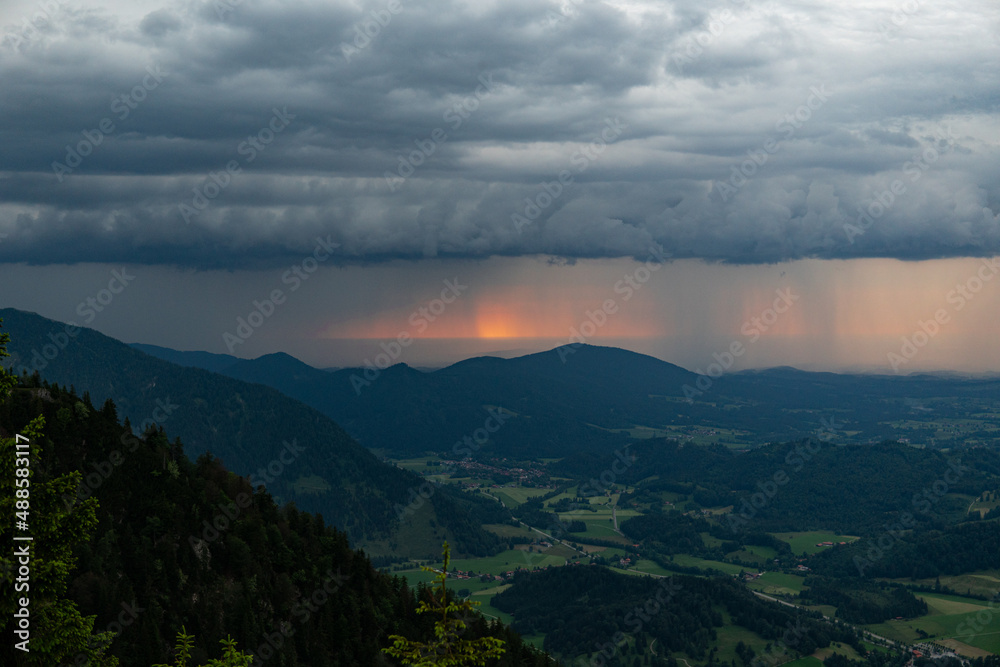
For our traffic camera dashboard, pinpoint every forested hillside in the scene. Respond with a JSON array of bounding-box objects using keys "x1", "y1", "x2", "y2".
[
  {"x1": 134, "y1": 340, "x2": 1000, "y2": 456},
  {"x1": 807, "y1": 519, "x2": 1000, "y2": 579},
  {"x1": 1, "y1": 308, "x2": 507, "y2": 558},
  {"x1": 567, "y1": 438, "x2": 1000, "y2": 535},
  {"x1": 0, "y1": 367, "x2": 554, "y2": 666},
  {"x1": 493, "y1": 565, "x2": 862, "y2": 665}
]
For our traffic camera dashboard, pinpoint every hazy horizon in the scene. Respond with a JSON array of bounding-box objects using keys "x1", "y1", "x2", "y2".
[
  {"x1": 2, "y1": 0, "x2": 998, "y2": 376},
  {"x1": 4, "y1": 254, "x2": 1000, "y2": 375}
]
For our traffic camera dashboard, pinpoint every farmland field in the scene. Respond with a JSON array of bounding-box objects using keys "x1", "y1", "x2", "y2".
[
  {"x1": 888, "y1": 570, "x2": 1000, "y2": 600},
  {"x1": 726, "y1": 545, "x2": 778, "y2": 565},
  {"x1": 782, "y1": 657, "x2": 824, "y2": 667},
  {"x1": 491, "y1": 486, "x2": 549, "y2": 507},
  {"x1": 443, "y1": 548, "x2": 568, "y2": 575},
  {"x1": 669, "y1": 554, "x2": 746, "y2": 576},
  {"x1": 746, "y1": 572, "x2": 806, "y2": 596},
  {"x1": 866, "y1": 592, "x2": 1000, "y2": 653},
  {"x1": 482, "y1": 522, "x2": 536, "y2": 538},
  {"x1": 770, "y1": 531, "x2": 860, "y2": 555}
]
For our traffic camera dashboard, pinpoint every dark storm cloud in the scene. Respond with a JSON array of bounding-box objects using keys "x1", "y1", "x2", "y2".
[{"x1": 0, "y1": 0, "x2": 998, "y2": 268}]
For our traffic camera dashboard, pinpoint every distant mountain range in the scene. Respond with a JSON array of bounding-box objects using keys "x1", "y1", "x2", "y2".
[
  {"x1": 0, "y1": 308, "x2": 507, "y2": 558},
  {"x1": 5, "y1": 306, "x2": 998, "y2": 518},
  {"x1": 134, "y1": 340, "x2": 1000, "y2": 457}
]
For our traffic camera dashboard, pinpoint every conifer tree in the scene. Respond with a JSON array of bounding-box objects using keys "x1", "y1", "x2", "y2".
[
  {"x1": 1, "y1": 321, "x2": 118, "y2": 665},
  {"x1": 383, "y1": 542, "x2": 505, "y2": 666}
]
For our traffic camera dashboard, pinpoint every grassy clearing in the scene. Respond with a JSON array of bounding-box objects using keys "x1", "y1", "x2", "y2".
[
  {"x1": 700, "y1": 532, "x2": 726, "y2": 548},
  {"x1": 743, "y1": 545, "x2": 778, "y2": 560},
  {"x1": 631, "y1": 559, "x2": 676, "y2": 577},
  {"x1": 861, "y1": 641, "x2": 893, "y2": 655},
  {"x1": 482, "y1": 523, "x2": 535, "y2": 538},
  {"x1": 292, "y1": 474, "x2": 331, "y2": 495},
  {"x1": 561, "y1": 517, "x2": 632, "y2": 544},
  {"x1": 624, "y1": 424, "x2": 751, "y2": 448},
  {"x1": 669, "y1": 554, "x2": 746, "y2": 576},
  {"x1": 920, "y1": 592, "x2": 992, "y2": 615},
  {"x1": 781, "y1": 657, "x2": 824, "y2": 667},
  {"x1": 726, "y1": 546, "x2": 777, "y2": 565},
  {"x1": 888, "y1": 570, "x2": 1000, "y2": 600},
  {"x1": 544, "y1": 543, "x2": 581, "y2": 559},
  {"x1": 714, "y1": 620, "x2": 771, "y2": 664},
  {"x1": 436, "y1": 548, "x2": 565, "y2": 575},
  {"x1": 866, "y1": 593, "x2": 1000, "y2": 653},
  {"x1": 490, "y1": 486, "x2": 549, "y2": 507},
  {"x1": 472, "y1": 583, "x2": 511, "y2": 597},
  {"x1": 770, "y1": 531, "x2": 860, "y2": 555},
  {"x1": 476, "y1": 598, "x2": 517, "y2": 628},
  {"x1": 936, "y1": 638, "x2": 995, "y2": 658},
  {"x1": 813, "y1": 643, "x2": 863, "y2": 661},
  {"x1": 539, "y1": 489, "x2": 579, "y2": 508},
  {"x1": 746, "y1": 572, "x2": 806, "y2": 596},
  {"x1": 801, "y1": 604, "x2": 838, "y2": 617},
  {"x1": 392, "y1": 456, "x2": 440, "y2": 470}
]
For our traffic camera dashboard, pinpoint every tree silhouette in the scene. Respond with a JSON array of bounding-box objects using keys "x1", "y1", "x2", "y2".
[
  {"x1": 383, "y1": 542, "x2": 505, "y2": 666},
  {"x1": 1, "y1": 320, "x2": 117, "y2": 666}
]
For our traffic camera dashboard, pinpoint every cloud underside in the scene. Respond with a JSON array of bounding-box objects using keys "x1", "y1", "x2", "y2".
[{"x1": 0, "y1": 0, "x2": 998, "y2": 269}]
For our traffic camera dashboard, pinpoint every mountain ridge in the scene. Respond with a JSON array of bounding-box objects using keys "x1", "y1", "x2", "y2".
[
  {"x1": 1, "y1": 308, "x2": 508, "y2": 558},
  {"x1": 124, "y1": 336, "x2": 1000, "y2": 457}
]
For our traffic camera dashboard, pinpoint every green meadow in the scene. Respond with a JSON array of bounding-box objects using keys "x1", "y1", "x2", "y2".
[{"x1": 770, "y1": 531, "x2": 860, "y2": 555}]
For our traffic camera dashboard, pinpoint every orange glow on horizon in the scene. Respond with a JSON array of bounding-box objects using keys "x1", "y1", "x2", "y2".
[
  {"x1": 475, "y1": 305, "x2": 527, "y2": 338},
  {"x1": 321, "y1": 284, "x2": 668, "y2": 340}
]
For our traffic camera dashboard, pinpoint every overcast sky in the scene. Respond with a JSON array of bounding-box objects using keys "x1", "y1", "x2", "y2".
[{"x1": 1, "y1": 0, "x2": 999, "y2": 372}]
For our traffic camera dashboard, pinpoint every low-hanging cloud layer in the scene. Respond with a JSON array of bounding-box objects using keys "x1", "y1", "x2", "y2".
[{"x1": 1, "y1": 0, "x2": 998, "y2": 269}]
